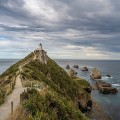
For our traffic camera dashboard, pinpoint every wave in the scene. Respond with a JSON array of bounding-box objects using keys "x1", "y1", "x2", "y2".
[
  {"x1": 112, "y1": 84, "x2": 120, "y2": 87},
  {"x1": 105, "y1": 99, "x2": 111, "y2": 103},
  {"x1": 102, "y1": 76, "x2": 113, "y2": 81}
]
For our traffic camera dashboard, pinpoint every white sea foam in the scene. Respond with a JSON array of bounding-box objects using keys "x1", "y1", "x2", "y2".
[
  {"x1": 112, "y1": 84, "x2": 120, "y2": 87},
  {"x1": 102, "y1": 76, "x2": 113, "y2": 81},
  {"x1": 87, "y1": 66, "x2": 94, "y2": 69},
  {"x1": 105, "y1": 99, "x2": 111, "y2": 103}
]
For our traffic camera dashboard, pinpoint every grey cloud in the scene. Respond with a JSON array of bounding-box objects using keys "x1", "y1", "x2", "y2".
[{"x1": 0, "y1": 0, "x2": 120, "y2": 59}]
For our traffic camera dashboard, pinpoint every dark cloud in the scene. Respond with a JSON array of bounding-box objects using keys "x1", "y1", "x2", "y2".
[{"x1": 0, "y1": 0, "x2": 120, "y2": 59}]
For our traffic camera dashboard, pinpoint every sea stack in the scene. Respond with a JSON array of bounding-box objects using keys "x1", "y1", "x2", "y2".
[
  {"x1": 106, "y1": 74, "x2": 111, "y2": 77},
  {"x1": 66, "y1": 65, "x2": 70, "y2": 69},
  {"x1": 96, "y1": 80, "x2": 118, "y2": 94},
  {"x1": 90, "y1": 68, "x2": 101, "y2": 79},
  {"x1": 81, "y1": 67, "x2": 88, "y2": 71},
  {"x1": 73, "y1": 65, "x2": 79, "y2": 69}
]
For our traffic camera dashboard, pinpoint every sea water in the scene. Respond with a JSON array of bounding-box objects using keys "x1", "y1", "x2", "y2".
[
  {"x1": 0, "y1": 59, "x2": 19, "y2": 74},
  {"x1": 55, "y1": 59, "x2": 120, "y2": 120},
  {"x1": 0, "y1": 59, "x2": 120, "y2": 119}
]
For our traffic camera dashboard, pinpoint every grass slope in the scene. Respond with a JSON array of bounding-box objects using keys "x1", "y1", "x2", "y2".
[
  {"x1": 0, "y1": 52, "x2": 34, "y2": 105},
  {"x1": 1, "y1": 52, "x2": 92, "y2": 119},
  {"x1": 19, "y1": 57, "x2": 92, "y2": 119}
]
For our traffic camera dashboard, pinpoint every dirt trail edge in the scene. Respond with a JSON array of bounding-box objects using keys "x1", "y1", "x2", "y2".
[
  {"x1": 0, "y1": 53, "x2": 37, "y2": 120},
  {"x1": 0, "y1": 75, "x2": 25, "y2": 120}
]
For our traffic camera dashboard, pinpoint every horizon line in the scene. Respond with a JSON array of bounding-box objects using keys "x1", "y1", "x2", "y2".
[{"x1": 0, "y1": 58, "x2": 120, "y2": 61}]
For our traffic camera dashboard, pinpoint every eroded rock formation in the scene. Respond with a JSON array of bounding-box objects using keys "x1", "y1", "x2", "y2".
[
  {"x1": 90, "y1": 68, "x2": 101, "y2": 79},
  {"x1": 81, "y1": 67, "x2": 88, "y2": 71},
  {"x1": 96, "y1": 80, "x2": 118, "y2": 94}
]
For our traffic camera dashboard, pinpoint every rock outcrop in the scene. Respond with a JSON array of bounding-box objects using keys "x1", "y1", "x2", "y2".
[
  {"x1": 78, "y1": 99, "x2": 92, "y2": 112},
  {"x1": 67, "y1": 69, "x2": 77, "y2": 77},
  {"x1": 81, "y1": 67, "x2": 88, "y2": 71},
  {"x1": 1, "y1": 44, "x2": 92, "y2": 120},
  {"x1": 106, "y1": 74, "x2": 111, "y2": 77},
  {"x1": 73, "y1": 65, "x2": 79, "y2": 69},
  {"x1": 96, "y1": 80, "x2": 118, "y2": 94},
  {"x1": 66, "y1": 65, "x2": 70, "y2": 69},
  {"x1": 90, "y1": 68, "x2": 101, "y2": 79},
  {"x1": 84, "y1": 87, "x2": 92, "y2": 93}
]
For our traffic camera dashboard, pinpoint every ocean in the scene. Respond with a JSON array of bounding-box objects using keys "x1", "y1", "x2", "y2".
[
  {"x1": 55, "y1": 59, "x2": 120, "y2": 120},
  {"x1": 0, "y1": 59, "x2": 120, "y2": 120}
]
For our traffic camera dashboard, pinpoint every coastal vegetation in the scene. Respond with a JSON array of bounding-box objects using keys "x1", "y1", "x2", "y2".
[
  {"x1": 0, "y1": 52, "x2": 35, "y2": 104},
  {"x1": 0, "y1": 50, "x2": 92, "y2": 119},
  {"x1": 9, "y1": 88, "x2": 89, "y2": 120}
]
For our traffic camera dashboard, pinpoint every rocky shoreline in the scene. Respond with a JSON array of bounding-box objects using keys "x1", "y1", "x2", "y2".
[
  {"x1": 86, "y1": 101, "x2": 112, "y2": 120},
  {"x1": 66, "y1": 64, "x2": 118, "y2": 94},
  {"x1": 65, "y1": 64, "x2": 118, "y2": 119}
]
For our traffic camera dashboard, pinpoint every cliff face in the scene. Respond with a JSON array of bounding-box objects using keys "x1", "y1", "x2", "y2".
[
  {"x1": 1, "y1": 52, "x2": 92, "y2": 120},
  {"x1": 21, "y1": 53, "x2": 92, "y2": 119}
]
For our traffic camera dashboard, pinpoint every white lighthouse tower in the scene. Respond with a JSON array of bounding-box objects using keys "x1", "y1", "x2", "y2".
[
  {"x1": 39, "y1": 43, "x2": 48, "y2": 64},
  {"x1": 39, "y1": 43, "x2": 43, "y2": 50}
]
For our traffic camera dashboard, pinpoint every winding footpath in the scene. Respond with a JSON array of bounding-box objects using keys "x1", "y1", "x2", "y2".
[
  {"x1": 0, "y1": 52, "x2": 37, "y2": 120},
  {"x1": 0, "y1": 75, "x2": 25, "y2": 120}
]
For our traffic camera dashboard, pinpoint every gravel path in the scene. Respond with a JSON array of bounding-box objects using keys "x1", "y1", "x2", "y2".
[
  {"x1": 0, "y1": 75, "x2": 25, "y2": 120},
  {"x1": 0, "y1": 53, "x2": 36, "y2": 120}
]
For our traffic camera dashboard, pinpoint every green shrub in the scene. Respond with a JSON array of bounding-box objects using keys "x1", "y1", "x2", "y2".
[
  {"x1": 0, "y1": 52, "x2": 34, "y2": 79},
  {"x1": 23, "y1": 89, "x2": 89, "y2": 120},
  {"x1": 2, "y1": 51, "x2": 91, "y2": 120},
  {"x1": 22, "y1": 59, "x2": 90, "y2": 101}
]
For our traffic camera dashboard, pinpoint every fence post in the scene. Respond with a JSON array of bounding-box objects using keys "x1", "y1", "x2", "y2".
[
  {"x1": 9, "y1": 83, "x2": 11, "y2": 93},
  {"x1": 11, "y1": 101, "x2": 13, "y2": 115},
  {"x1": 31, "y1": 81, "x2": 32, "y2": 88},
  {"x1": 20, "y1": 94, "x2": 22, "y2": 104},
  {"x1": 37, "y1": 81, "x2": 39, "y2": 87},
  {"x1": 10, "y1": 82, "x2": 12, "y2": 91}
]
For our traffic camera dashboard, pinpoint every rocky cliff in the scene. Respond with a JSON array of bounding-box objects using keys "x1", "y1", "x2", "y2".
[{"x1": 1, "y1": 51, "x2": 92, "y2": 120}]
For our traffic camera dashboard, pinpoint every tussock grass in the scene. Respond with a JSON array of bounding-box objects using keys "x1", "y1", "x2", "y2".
[
  {"x1": 4, "y1": 51, "x2": 92, "y2": 120},
  {"x1": 13, "y1": 89, "x2": 89, "y2": 120}
]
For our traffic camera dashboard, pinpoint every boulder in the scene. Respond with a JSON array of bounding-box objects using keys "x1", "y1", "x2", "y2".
[
  {"x1": 84, "y1": 87, "x2": 92, "y2": 93},
  {"x1": 67, "y1": 69, "x2": 77, "y2": 77},
  {"x1": 73, "y1": 65, "x2": 79, "y2": 69},
  {"x1": 81, "y1": 67, "x2": 88, "y2": 71},
  {"x1": 96, "y1": 80, "x2": 118, "y2": 94},
  {"x1": 106, "y1": 74, "x2": 111, "y2": 77},
  {"x1": 75, "y1": 71, "x2": 78, "y2": 75},
  {"x1": 90, "y1": 68, "x2": 101, "y2": 79},
  {"x1": 66, "y1": 65, "x2": 70, "y2": 69},
  {"x1": 78, "y1": 99, "x2": 92, "y2": 113},
  {"x1": 110, "y1": 88, "x2": 118, "y2": 94}
]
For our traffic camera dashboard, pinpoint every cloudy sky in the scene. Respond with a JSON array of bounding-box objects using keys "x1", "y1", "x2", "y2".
[{"x1": 0, "y1": 0, "x2": 120, "y2": 59}]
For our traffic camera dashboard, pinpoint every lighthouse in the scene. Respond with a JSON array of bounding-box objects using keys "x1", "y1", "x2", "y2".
[
  {"x1": 39, "y1": 43, "x2": 48, "y2": 64},
  {"x1": 39, "y1": 43, "x2": 43, "y2": 50},
  {"x1": 34, "y1": 43, "x2": 48, "y2": 64}
]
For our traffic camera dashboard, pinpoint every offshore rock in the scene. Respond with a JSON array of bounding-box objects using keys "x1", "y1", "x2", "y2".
[
  {"x1": 81, "y1": 67, "x2": 88, "y2": 71},
  {"x1": 73, "y1": 65, "x2": 79, "y2": 69},
  {"x1": 66, "y1": 65, "x2": 70, "y2": 69},
  {"x1": 96, "y1": 80, "x2": 118, "y2": 94},
  {"x1": 90, "y1": 68, "x2": 101, "y2": 79},
  {"x1": 106, "y1": 74, "x2": 111, "y2": 77}
]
